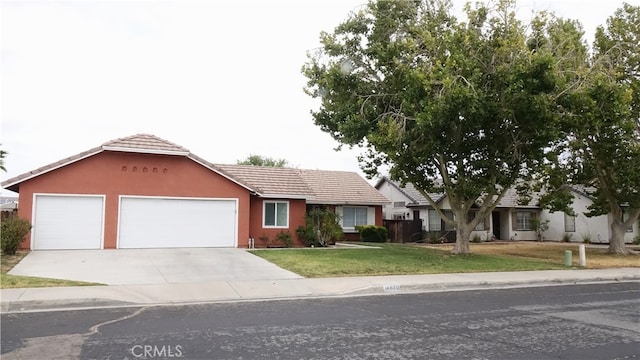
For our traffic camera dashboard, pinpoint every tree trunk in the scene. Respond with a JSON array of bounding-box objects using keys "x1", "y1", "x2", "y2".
[
  {"x1": 452, "y1": 223, "x2": 472, "y2": 254},
  {"x1": 609, "y1": 222, "x2": 628, "y2": 255}
]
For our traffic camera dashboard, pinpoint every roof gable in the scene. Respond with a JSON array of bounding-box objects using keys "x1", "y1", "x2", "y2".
[
  {"x1": 2, "y1": 134, "x2": 389, "y2": 205},
  {"x1": 102, "y1": 134, "x2": 189, "y2": 155}
]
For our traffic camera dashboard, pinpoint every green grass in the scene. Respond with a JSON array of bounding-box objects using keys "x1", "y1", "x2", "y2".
[
  {"x1": 250, "y1": 243, "x2": 567, "y2": 278},
  {"x1": 0, "y1": 273, "x2": 103, "y2": 289}
]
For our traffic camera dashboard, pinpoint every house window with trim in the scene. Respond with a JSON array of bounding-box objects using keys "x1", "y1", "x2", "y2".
[
  {"x1": 428, "y1": 209, "x2": 441, "y2": 231},
  {"x1": 564, "y1": 213, "x2": 576, "y2": 232},
  {"x1": 428, "y1": 209, "x2": 455, "y2": 231},
  {"x1": 622, "y1": 211, "x2": 634, "y2": 233},
  {"x1": 263, "y1": 201, "x2": 288, "y2": 228},
  {"x1": 515, "y1": 211, "x2": 534, "y2": 231},
  {"x1": 343, "y1": 206, "x2": 368, "y2": 228},
  {"x1": 393, "y1": 201, "x2": 405, "y2": 208}
]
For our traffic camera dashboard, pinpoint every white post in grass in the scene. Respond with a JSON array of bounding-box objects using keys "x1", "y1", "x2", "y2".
[{"x1": 579, "y1": 244, "x2": 587, "y2": 267}]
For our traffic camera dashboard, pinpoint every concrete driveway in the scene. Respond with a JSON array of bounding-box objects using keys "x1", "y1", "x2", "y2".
[{"x1": 8, "y1": 248, "x2": 303, "y2": 285}]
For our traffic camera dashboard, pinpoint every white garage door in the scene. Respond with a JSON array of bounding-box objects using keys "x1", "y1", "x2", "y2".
[
  {"x1": 118, "y1": 197, "x2": 237, "y2": 248},
  {"x1": 33, "y1": 195, "x2": 104, "y2": 250}
]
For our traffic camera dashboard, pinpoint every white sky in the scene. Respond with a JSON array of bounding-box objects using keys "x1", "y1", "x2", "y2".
[{"x1": 0, "y1": 0, "x2": 632, "y2": 196}]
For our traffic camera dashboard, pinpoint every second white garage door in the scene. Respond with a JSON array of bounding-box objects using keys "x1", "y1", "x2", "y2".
[{"x1": 118, "y1": 197, "x2": 237, "y2": 248}]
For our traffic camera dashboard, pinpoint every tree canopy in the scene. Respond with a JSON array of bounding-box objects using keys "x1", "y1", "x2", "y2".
[
  {"x1": 546, "y1": 2, "x2": 640, "y2": 254},
  {"x1": 303, "y1": 0, "x2": 565, "y2": 253},
  {"x1": 237, "y1": 155, "x2": 289, "y2": 167}
]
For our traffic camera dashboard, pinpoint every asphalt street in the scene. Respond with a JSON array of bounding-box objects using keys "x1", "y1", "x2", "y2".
[{"x1": 1, "y1": 282, "x2": 639, "y2": 360}]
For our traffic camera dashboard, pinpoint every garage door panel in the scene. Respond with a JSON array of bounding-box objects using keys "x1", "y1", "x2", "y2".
[
  {"x1": 118, "y1": 197, "x2": 236, "y2": 248},
  {"x1": 33, "y1": 195, "x2": 103, "y2": 250}
]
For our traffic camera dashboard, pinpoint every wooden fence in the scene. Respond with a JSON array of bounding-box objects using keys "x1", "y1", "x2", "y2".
[{"x1": 384, "y1": 219, "x2": 423, "y2": 243}]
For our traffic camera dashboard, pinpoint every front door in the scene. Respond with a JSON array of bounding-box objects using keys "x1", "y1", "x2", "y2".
[{"x1": 492, "y1": 211, "x2": 501, "y2": 240}]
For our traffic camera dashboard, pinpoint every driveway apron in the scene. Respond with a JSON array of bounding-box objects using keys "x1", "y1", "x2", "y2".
[{"x1": 8, "y1": 248, "x2": 303, "y2": 285}]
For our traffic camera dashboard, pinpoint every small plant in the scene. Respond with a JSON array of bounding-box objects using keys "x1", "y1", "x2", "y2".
[
  {"x1": 275, "y1": 231, "x2": 293, "y2": 248},
  {"x1": 258, "y1": 235, "x2": 270, "y2": 247},
  {"x1": 581, "y1": 233, "x2": 592, "y2": 244},
  {"x1": 531, "y1": 217, "x2": 550, "y2": 242},
  {"x1": 356, "y1": 225, "x2": 388, "y2": 243},
  {"x1": 1, "y1": 217, "x2": 31, "y2": 255},
  {"x1": 426, "y1": 232, "x2": 443, "y2": 244},
  {"x1": 633, "y1": 235, "x2": 640, "y2": 245},
  {"x1": 471, "y1": 234, "x2": 482, "y2": 243},
  {"x1": 561, "y1": 233, "x2": 573, "y2": 243}
]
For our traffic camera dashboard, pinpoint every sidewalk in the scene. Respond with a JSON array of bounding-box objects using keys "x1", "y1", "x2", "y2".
[{"x1": 2, "y1": 268, "x2": 638, "y2": 313}]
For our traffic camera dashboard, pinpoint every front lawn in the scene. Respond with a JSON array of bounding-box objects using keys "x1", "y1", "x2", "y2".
[
  {"x1": 250, "y1": 243, "x2": 567, "y2": 278},
  {"x1": 464, "y1": 242, "x2": 640, "y2": 268}
]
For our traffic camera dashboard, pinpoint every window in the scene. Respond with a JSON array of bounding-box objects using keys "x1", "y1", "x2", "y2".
[
  {"x1": 564, "y1": 213, "x2": 576, "y2": 232},
  {"x1": 393, "y1": 201, "x2": 405, "y2": 208},
  {"x1": 343, "y1": 207, "x2": 368, "y2": 228},
  {"x1": 622, "y1": 211, "x2": 634, "y2": 233},
  {"x1": 264, "y1": 201, "x2": 288, "y2": 227},
  {"x1": 515, "y1": 211, "x2": 533, "y2": 231},
  {"x1": 428, "y1": 209, "x2": 441, "y2": 231},
  {"x1": 429, "y1": 209, "x2": 455, "y2": 231}
]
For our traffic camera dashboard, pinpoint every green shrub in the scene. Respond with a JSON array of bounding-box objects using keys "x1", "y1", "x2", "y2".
[
  {"x1": 305, "y1": 207, "x2": 343, "y2": 246},
  {"x1": 633, "y1": 235, "x2": 640, "y2": 245},
  {"x1": 581, "y1": 233, "x2": 592, "y2": 244},
  {"x1": 356, "y1": 225, "x2": 388, "y2": 243},
  {"x1": 561, "y1": 233, "x2": 573, "y2": 243},
  {"x1": 296, "y1": 225, "x2": 317, "y2": 247},
  {"x1": 471, "y1": 234, "x2": 482, "y2": 243},
  {"x1": 1, "y1": 217, "x2": 31, "y2": 255},
  {"x1": 275, "y1": 231, "x2": 293, "y2": 248}
]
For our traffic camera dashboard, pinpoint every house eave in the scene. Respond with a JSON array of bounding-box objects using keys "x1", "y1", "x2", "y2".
[
  {"x1": 102, "y1": 146, "x2": 189, "y2": 156},
  {"x1": 259, "y1": 193, "x2": 312, "y2": 200}
]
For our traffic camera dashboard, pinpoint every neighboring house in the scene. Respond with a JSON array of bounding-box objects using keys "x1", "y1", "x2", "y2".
[
  {"x1": 376, "y1": 177, "x2": 638, "y2": 243},
  {"x1": 1, "y1": 134, "x2": 389, "y2": 250},
  {"x1": 542, "y1": 187, "x2": 639, "y2": 244}
]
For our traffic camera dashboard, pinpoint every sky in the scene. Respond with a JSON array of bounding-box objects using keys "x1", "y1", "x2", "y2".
[{"x1": 0, "y1": 0, "x2": 633, "y2": 197}]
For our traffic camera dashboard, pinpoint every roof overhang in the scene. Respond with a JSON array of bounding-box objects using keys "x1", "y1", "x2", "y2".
[
  {"x1": 102, "y1": 146, "x2": 189, "y2": 156},
  {"x1": 258, "y1": 193, "x2": 313, "y2": 200}
]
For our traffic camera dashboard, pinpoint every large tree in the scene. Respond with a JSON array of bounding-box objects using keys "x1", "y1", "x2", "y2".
[
  {"x1": 302, "y1": 0, "x2": 563, "y2": 253},
  {"x1": 237, "y1": 155, "x2": 289, "y2": 167},
  {"x1": 549, "y1": 3, "x2": 640, "y2": 254}
]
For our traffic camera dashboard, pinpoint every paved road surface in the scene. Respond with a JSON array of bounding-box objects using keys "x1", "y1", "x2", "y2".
[{"x1": 2, "y1": 282, "x2": 639, "y2": 359}]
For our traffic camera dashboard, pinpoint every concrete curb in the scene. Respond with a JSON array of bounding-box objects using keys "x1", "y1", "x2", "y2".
[{"x1": 2, "y1": 270, "x2": 638, "y2": 313}]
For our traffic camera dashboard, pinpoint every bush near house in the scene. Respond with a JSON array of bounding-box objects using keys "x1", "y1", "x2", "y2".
[
  {"x1": 356, "y1": 225, "x2": 388, "y2": 243},
  {"x1": 275, "y1": 231, "x2": 293, "y2": 248},
  {"x1": 1, "y1": 217, "x2": 31, "y2": 255},
  {"x1": 297, "y1": 207, "x2": 344, "y2": 247}
]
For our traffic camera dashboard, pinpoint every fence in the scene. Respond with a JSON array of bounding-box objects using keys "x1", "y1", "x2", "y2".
[{"x1": 384, "y1": 219, "x2": 423, "y2": 243}]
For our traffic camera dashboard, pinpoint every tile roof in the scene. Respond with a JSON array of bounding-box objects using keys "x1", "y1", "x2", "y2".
[
  {"x1": 2, "y1": 134, "x2": 389, "y2": 205},
  {"x1": 215, "y1": 165, "x2": 390, "y2": 205},
  {"x1": 299, "y1": 169, "x2": 390, "y2": 205},
  {"x1": 102, "y1": 133, "x2": 189, "y2": 154},
  {"x1": 214, "y1": 164, "x2": 313, "y2": 198}
]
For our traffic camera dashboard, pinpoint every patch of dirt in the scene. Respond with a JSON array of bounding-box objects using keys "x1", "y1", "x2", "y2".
[{"x1": 1, "y1": 250, "x2": 29, "y2": 273}]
